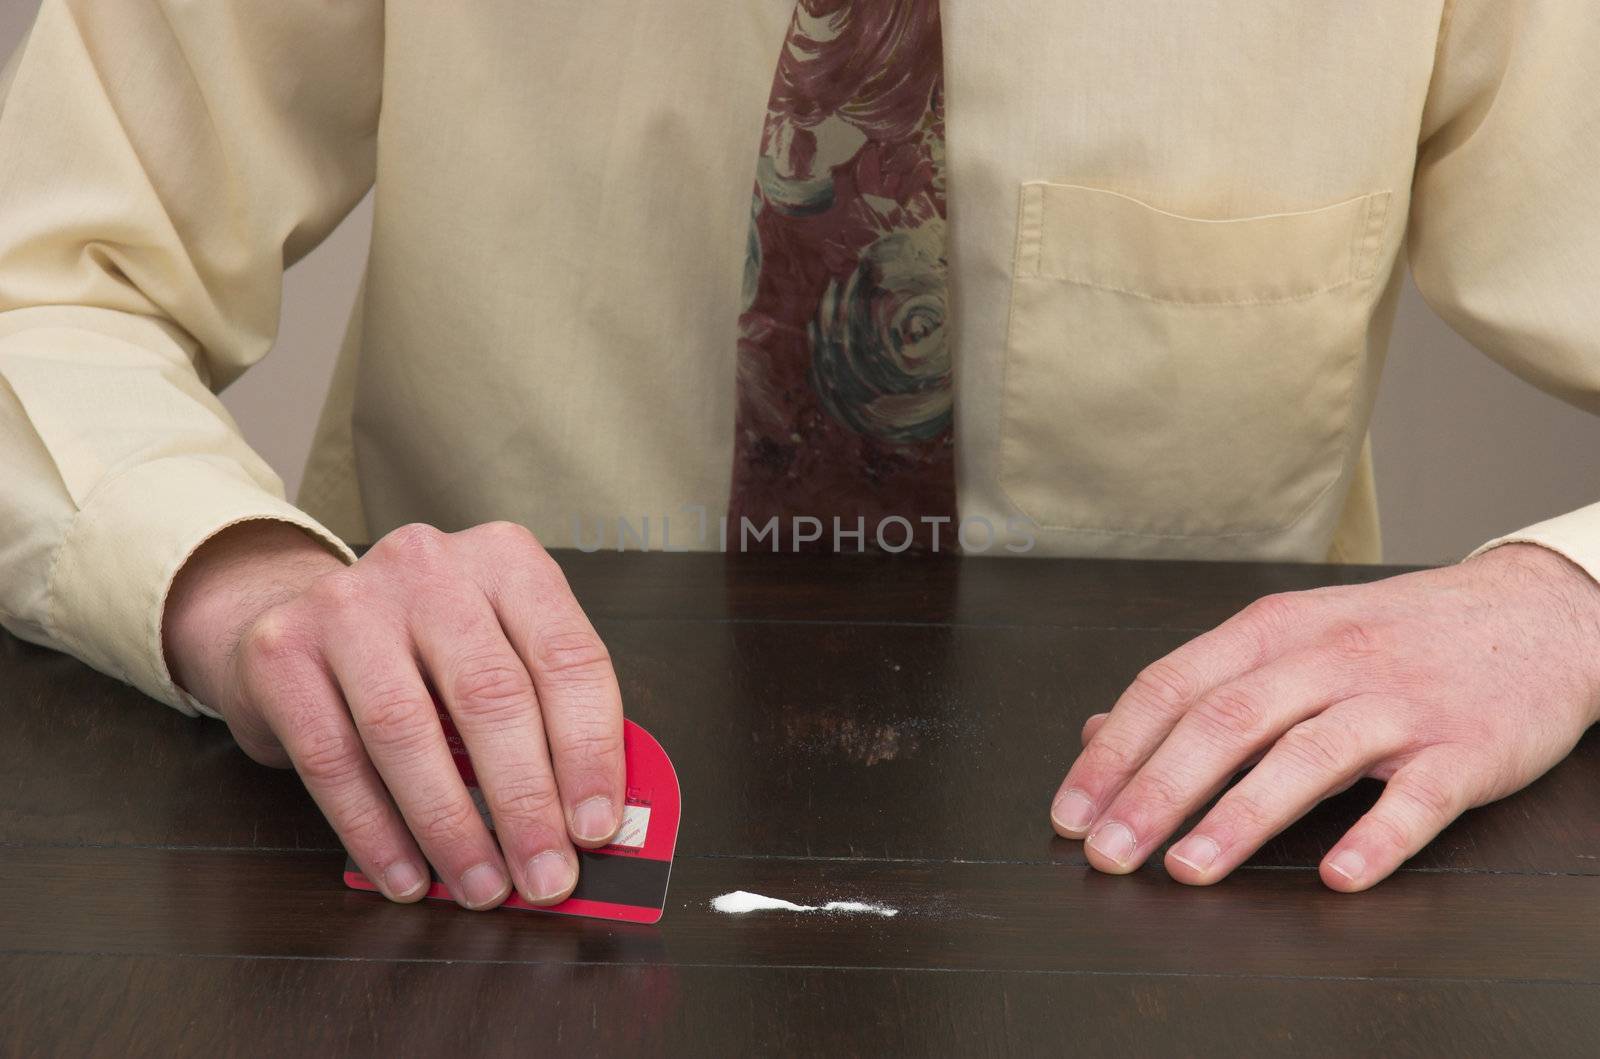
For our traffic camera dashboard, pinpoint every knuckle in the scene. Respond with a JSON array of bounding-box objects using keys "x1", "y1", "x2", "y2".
[
  {"x1": 355, "y1": 681, "x2": 435, "y2": 752},
  {"x1": 1276, "y1": 720, "x2": 1352, "y2": 776},
  {"x1": 306, "y1": 569, "x2": 366, "y2": 616},
  {"x1": 1127, "y1": 769, "x2": 1189, "y2": 816},
  {"x1": 236, "y1": 608, "x2": 309, "y2": 672},
  {"x1": 336, "y1": 796, "x2": 395, "y2": 848},
  {"x1": 1364, "y1": 812, "x2": 1414, "y2": 857},
  {"x1": 1392, "y1": 768, "x2": 1458, "y2": 821},
  {"x1": 1125, "y1": 658, "x2": 1201, "y2": 717},
  {"x1": 487, "y1": 778, "x2": 563, "y2": 824},
  {"x1": 1217, "y1": 788, "x2": 1276, "y2": 834},
  {"x1": 1081, "y1": 729, "x2": 1142, "y2": 777},
  {"x1": 533, "y1": 628, "x2": 613, "y2": 683},
  {"x1": 556, "y1": 723, "x2": 625, "y2": 771},
  {"x1": 503, "y1": 542, "x2": 565, "y2": 593},
  {"x1": 474, "y1": 520, "x2": 540, "y2": 552},
  {"x1": 378, "y1": 523, "x2": 448, "y2": 567},
  {"x1": 288, "y1": 717, "x2": 364, "y2": 787},
  {"x1": 1233, "y1": 592, "x2": 1304, "y2": 660},
  {"x1": 1326, "y1": 621, "x2": 1383, "y2": 665},
  {"x1": 1192, "y1": 685, "x2": 1269, "y2": 742},
  {"x1": 448, "y1": 655, "x2": 534, "y2": 718},
  {"x1": 1244, "y1": 592, "x2": 1303, "y2": 631},
  {"x1": 412, "y1": 796, "x2": 481, "y2": 848}
]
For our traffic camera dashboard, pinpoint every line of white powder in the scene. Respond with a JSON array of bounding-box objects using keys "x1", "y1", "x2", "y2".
[{"x1": 711, "y1": 890, "x2": 899, "y2": 917}]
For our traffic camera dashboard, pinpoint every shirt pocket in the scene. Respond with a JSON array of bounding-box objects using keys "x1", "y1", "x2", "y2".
[{"x1": 998, "y1": 182, "x2": 1391, "y2": 540}]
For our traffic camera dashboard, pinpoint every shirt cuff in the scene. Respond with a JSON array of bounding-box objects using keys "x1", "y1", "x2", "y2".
[
  {"x1": 1467, "y1": 501, "x2": 1600, "y2": 587},
  {"x1": 46, "y1": 455, "x2": 356, "y2": 719}
]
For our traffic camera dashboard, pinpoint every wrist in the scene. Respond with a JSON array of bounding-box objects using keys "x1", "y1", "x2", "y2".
[
  {"x1": 162, "y1": 520, "x2": 346, "y2": 709},
  {"x1": 1472, "y1": 543, "x2": 1600, "y2": 716}
]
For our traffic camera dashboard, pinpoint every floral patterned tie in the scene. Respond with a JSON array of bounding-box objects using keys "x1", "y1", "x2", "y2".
[{"x1": 730, "y1": 0, "x2": 955, "y2": 552}]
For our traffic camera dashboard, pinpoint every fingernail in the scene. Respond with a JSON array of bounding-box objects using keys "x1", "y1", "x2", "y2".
[
  {"x1": 572, "y1": 795, "x2": 617, "y2": 843},
  {"x1": 1089, "y1": 821, "x2": 1136, "y2": 865},
  {"x1": 1051, "y1": 788, "x2": 1096, "y2": 833},
  {"x1": 383, "y1": 861, "x2": 426, "y2": 899},
  {"x1": 1327, "y1": 848, "x2": 1367, "y2": 885},
  {"x1": 458, "y1": 862, "x2": 509, "y2": 909},
  {"x1": 1168, "y1": 835, "x2": 1220, "y2": 875},
  {"x1": 525, "y1": 850, "x2": 576, "y2": 902}
]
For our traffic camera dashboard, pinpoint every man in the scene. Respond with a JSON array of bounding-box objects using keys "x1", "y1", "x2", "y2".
[{"x1": 1, "y1": 1, "x2": 1596, "y2": 911}]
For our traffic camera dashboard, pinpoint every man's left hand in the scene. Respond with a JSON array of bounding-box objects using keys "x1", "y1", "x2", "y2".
[{"x1": 1049, "y1": 543, "x2": 1600, "y2": 891}]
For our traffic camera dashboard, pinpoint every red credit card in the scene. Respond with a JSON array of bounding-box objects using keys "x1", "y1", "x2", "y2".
[{"x1": 344, "y1": 714, "x2": 680, "y2": 923}]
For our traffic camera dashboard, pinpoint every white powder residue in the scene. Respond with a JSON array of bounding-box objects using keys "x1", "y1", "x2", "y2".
[
  {"x1": 711, "y1": 891, "x2": 813, "y2": 914},
  {"x1": 815, "y1": 900, "x2": 896, "y2": 916},
  {"x1": 711, "y1": 890, "x2": 899, "y2": 917}
]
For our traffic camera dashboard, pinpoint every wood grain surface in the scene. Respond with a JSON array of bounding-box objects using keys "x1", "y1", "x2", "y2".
[{"x1": 2, "y1": 551, "x2": 1596, "y2": 1056}]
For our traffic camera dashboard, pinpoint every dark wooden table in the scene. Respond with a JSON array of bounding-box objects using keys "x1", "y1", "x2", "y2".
[{"x1": 3, "y1": 552, "x2": 1598, "y2": 1055}]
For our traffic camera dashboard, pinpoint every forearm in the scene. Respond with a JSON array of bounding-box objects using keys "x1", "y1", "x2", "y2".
[{"x1": 0, "y1": 0, "x2": 377, "y2": 714}]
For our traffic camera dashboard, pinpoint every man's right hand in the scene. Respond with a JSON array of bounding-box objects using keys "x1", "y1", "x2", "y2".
[{"x1": 161, "y1": 520, "x2": 625, "y2": 910}]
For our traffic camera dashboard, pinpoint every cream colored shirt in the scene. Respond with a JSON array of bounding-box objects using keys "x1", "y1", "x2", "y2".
[{"x1": 2, "y1": 1, "x2": 1598, "y2": 718}]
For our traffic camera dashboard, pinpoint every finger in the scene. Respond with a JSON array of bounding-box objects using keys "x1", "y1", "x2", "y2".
[
  {"x1": 1081, "y1": 655, "x2": 1348, "y2": 872},
  {"x1": 412, "y1": 579, "x2": 580, "y2": 906},
  {"x1": 320, "y1": 601, "x2": 512, "y2": 911},
  {"x1": 1163, "y1": 699, "x2": 1404, "y2": 884},
  {"x1": 1078, "y1": 709, "x2": 1270, "y2": 772},
  {"x1": 469, "y1": 523, "x2": 626, "y2": 850},
  {"x1": 236, "y1": 614, "x2": 428, "y2": 904},
  {"x1": 1319, "y1": 754, "x2": 1472, "y2": 893},
  {"x1": 1051, "y1": 592, "x2": 1314, "y2": 837}
]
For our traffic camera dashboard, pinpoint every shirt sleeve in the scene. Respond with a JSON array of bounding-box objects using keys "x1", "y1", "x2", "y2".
[
  {"x1": 0, "y1": 0, "x2": 382, "y2": 716},
  {"x1": 1406, "y1": 0, "x2": 1600, "y2": 579}
]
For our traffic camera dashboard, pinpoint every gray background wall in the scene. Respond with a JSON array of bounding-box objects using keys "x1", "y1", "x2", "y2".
[{"x1": 5, "y1": 2, "x2": 1597, "y2": 565}]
